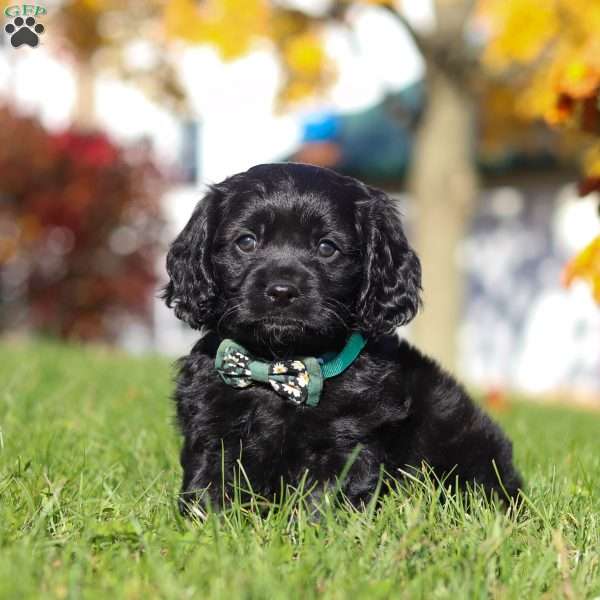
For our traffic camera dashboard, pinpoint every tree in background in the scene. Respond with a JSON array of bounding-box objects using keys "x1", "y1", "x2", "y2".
[{"x1": 0, "y1": 108, "x2": 164, "y2": 341}]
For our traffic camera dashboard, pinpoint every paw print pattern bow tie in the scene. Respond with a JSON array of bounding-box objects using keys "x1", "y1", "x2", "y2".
[{"x1": 214, "y1": 333, "x2": 366, "y2": 407}]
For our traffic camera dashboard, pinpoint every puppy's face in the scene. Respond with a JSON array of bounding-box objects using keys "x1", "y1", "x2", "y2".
[
  {"x1": 165, "y1": 163, "x2": 421, "y2": 355},
  {"x1": 210, "y1": 171, "x2": 362, "y2": 350}
]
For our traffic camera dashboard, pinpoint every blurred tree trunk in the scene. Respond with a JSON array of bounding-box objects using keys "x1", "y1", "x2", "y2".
[
  {"x1": 389, "y1": 0, "x2": 478, "y2": 373},
  {"x1": 409, "y1": 63, "x2": 477, "y2": 373},
  {"x1": 73, "y1": 62, "x2": 96, "y2": 129}
]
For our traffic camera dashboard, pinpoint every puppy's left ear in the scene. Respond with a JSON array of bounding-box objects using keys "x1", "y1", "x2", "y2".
[
  {"x1": 162, "y1": 188, "x2": 221, "y2": 329},
  {"x1": 355, "y1": 187, "x2": 422, "y2": 337}
]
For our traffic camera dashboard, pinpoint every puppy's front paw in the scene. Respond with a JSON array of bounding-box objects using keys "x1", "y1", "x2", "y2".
[{"x1": 178, "y1": 486, "x2": 214, "y2": 519}]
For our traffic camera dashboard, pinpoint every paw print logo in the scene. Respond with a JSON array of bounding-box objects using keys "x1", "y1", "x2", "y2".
[{"x1": 4, "y1": 16, "x2": 45, "y2": 48}]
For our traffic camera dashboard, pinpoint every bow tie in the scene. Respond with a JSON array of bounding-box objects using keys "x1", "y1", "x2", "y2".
[{"x1": 214, "y1": 332, "x2": 366, "y2": 407}]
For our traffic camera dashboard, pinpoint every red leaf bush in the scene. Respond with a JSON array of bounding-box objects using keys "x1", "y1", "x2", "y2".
[{"x1": 0, "y1": 107, "x2": 165, "y2": 342}]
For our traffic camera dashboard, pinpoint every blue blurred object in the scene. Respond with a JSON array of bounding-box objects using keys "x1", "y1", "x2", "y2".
[
  {"x1": 338, "y1": 83, "x2": 424, "y2": 180},
  {"x1": 301, "y1": 112, "x2": 341, "y2": 143},
  {"x1": 296, "y1": 82, "x2": 425, "y2": 181}
]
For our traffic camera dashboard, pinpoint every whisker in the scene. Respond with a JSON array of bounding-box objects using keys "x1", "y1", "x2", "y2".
[{"x1": 216, "y1": 299, "x2": 244, "y2": 337}]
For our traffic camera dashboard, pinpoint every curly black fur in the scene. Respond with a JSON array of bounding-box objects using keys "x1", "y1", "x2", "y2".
[{"x1": 164, "y1": 163, "x2": 522, "y2": 512}]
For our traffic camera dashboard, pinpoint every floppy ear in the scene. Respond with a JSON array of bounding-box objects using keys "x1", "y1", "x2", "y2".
[
  {"x1": 355, "y1": 187, "x2": 422, "y2": 337},
  {"x1": 163, "y1": 189, "x2": 221, "y2": 329}
]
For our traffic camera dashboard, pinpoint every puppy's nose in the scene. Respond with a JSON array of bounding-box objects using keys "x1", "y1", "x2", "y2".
[{"x1": 266, "y1": 282, "x2": 300, "y2": 306}]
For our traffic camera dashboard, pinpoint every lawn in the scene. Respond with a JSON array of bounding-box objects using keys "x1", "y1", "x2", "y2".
[{"x1": 0, "y1": 340, "x2": 599, "y2": 600}]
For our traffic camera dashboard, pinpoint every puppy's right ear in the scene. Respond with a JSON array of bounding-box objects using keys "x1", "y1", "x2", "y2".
[
  {"x1": 163, "y1": 188, "x2": 220, "y2": 329},
  {"x1": 355, "y1": 187, "x2": 422, "y2": 337}
]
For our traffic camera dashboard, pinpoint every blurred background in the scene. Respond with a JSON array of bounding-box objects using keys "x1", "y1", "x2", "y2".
[{"x1": 1, "y1": 0, "x2": 599, "y2": 405}]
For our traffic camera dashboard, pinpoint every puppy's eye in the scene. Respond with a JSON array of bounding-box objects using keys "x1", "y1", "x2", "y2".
[
  {"x1": 317, "y1": 240, "x2": 338, "y2": 258},
  {"x1": 236, "y1": 234, "x2": 257, "y2": 253}
]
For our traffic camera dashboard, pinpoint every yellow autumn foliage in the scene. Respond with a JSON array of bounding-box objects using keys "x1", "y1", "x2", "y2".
[
  {"x1": 480, "y1": 0, "x2": 600, "y2": 133},
  {"x1": 563, "y1": 236, "x2": 600, "y2": 303},
  {"x1": 583, "y1": 144, "x2": 600, "y2": 178},
  {"x1": 283, "y1": 32, "x2": 325, "y2": 78},
  {"x1": 164, "y1": 0, "x2": 269, "y2": 59},
  {"x1": 480, "y1": 0, "x2": 559, "y2": 67}
]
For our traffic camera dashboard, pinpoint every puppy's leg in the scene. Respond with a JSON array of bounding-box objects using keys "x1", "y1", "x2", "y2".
[
  {"x1": 463, "y1": 416, "x2": 523, "y2": 502},
  {"x1": 417, "y1": 376, "x2": 522, "y2": 503},
  {"x1": 432, "y1": 405, "x2": 523, "y2": 503},
  {"x1": 178, "y1": 440, "x2": 228, "y2": 516}
]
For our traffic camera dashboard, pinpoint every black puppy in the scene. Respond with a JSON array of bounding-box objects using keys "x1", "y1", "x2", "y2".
[{"x1": 164, "y1": 163, "x2": 522, "y2": 513}]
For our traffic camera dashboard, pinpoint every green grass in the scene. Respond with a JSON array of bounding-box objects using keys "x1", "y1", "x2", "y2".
[{"x1": 0, "y1": 340, "x2": 599, "y2": 600}]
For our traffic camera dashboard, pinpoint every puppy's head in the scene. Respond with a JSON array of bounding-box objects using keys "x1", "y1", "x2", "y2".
[{"x1": 164, "y1": 163, "x2": 421, "y2": 354}]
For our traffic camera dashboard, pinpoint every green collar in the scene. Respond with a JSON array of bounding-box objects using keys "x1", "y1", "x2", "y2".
[
  {"x1": 214, "y1": 332, "x2": 367, "y2": 407},
  {"x1": 317, "y1": 332, "x2": 367, "y2": 377}
]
